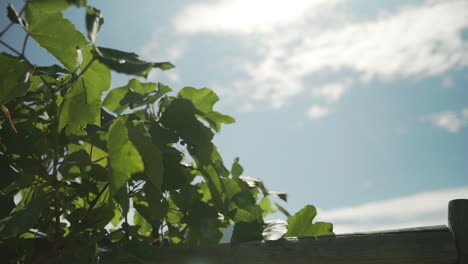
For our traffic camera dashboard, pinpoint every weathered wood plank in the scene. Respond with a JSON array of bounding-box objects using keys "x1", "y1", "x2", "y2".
[
  {"x1": 154, "y1": 225, "x2": 458, "y2": 264},
  {"x1": 449, "y1": 199, "x2": 468, "y2": 264}
]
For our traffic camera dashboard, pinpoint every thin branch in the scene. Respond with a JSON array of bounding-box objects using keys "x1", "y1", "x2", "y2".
[
  {"x1": 0, "y1": 5, "x2": 26, "y2": 38},
  {"x1": 0, "y1": 39, "x2": 22, "y2": 56},
  {"x1": 21, "y1": 33, "x2": 29, "y2": 55},
  {"x1": 0, "y1": 23, "x2": 15, "y2": 38}
]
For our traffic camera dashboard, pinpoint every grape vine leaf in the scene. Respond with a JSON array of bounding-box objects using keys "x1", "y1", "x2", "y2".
[
  {"x1": 0, "y1": 190, "x2": 54, "y2": 238},
  {"x1": 231, "y1": 157, "x2": 244, "y2": 177},
  {"x1": 0, "y1": 53, "x2": 33, "y2": 105},
  {"x1": 58, "y1": 46, "x2": 110, "y2": 135},
  {"x1": 178, "y1": 87, "x2": 235, "y2": 132},
  {"x1": 26, "y1": 0, "x2": 88, "y2": 70},
  {"x1": 95, "y1": 47, "x2": 174, "y2": 77},
  {"x1": 285, "y1": 205, "x2": 333, "y2": 237},
  {"x1": 108, "y1": 118, "x2": 144, "y2": 194},
  {"x1": 127, "y1": 120, "x2": 164, "y2": 190}
]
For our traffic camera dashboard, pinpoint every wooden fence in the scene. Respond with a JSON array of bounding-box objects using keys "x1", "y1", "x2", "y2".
[{"x1": 154, "y1": 199, "x2": 467, "y2": 264}]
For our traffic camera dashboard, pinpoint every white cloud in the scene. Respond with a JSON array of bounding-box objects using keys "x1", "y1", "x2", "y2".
[
  {"x1": 312, "y1": 80, "x2": 352, "y2": 103},
  {"x1": 316, "y1": 186, "x2": 468, "y2": 233},
  {"x1": 422, "y1": 108, "x2": 468, "y2": 132},
  {"x1": 307, "y1": 105, "x2": 329, "y2": 120},
  {"x1": 173, "y1": 0, "x2": 468, "y2": 111},
  {"x1": 173, "y1": 0, "x2": 344, "y2": 34}
]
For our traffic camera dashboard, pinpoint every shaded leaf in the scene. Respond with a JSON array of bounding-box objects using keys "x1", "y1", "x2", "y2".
[
  {"x1": 185, "y1": 201, "x2": 222, "y2": 245},
  {"x1": 285, "y1": 205, "x2": 333, "y2": 237},
  {"x1": 95, "y1": 47, "x2": 174, "y2": 77},
  {"x1": 36, "y1": 64, "x2": 70, "y2": 78},
  {"x1": 0, "y1": 190, "x2": 54, "y2": 238},
  {"x1": 7, "y1": 4, "x2": 27, "y2": 28},
  {"x1": 108, "y1": 118, "x2": 144, "y2": 194},
  {"x1": 231, "y1": 157, "x2": 244, "y2": 177},
  {"x1": 231, "y1": 221, "x2": 263, "y2": 243},
  {"x1": 0, "y1": 195, "x2": 15, "y2": 219},
  {"x1": 127, "y1": 120, "x2": 164, "y2": 190},
  {"x1": 0, "y1": 53, "x2": 33, "y2": 105}
]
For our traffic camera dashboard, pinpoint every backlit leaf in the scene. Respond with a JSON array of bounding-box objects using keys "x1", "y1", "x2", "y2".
[
  {"x1": 178, "y1": 87, "x2": 235, "y2": 132},
  {"x1": 285, "y1": 205, "x2": 333, "y2": 237},
  {"x1": 108, "y1": 118, "x2": 144, "y2": 193},
  {"x1": 58, "y1": 46, "x2": 110, "y2": 135},
  {"x1": 127, "y1": 120, "x2": 164, "y2": 190},
  {"x1": 26, "y1": 0, "x2": 88, "y2": 70},
  {"x1": 0, "y1": 53, "x2": 33, "y2": 105}
]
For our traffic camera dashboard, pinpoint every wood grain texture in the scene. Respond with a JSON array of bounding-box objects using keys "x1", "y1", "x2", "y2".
[
  {"x1": 449, "y1": 199, "x2": 468, "y2": 264},
  {"x1": 154, "y1": 225, "x2": 458, "y2": 264}
]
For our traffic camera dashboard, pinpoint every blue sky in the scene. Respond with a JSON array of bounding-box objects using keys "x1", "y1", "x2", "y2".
[{"x1": 1, "y1": 0, "x2": 467, "y2": 233}]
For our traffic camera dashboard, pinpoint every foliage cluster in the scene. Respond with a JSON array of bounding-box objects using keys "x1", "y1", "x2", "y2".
[{"x1": 0, "y1": 0, "x2": 333, "y2": 262}]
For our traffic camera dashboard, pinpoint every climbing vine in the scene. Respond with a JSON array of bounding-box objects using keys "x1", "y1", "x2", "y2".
[{"x1": 0, "y1": 1, "x2": 333, "y2": 262}]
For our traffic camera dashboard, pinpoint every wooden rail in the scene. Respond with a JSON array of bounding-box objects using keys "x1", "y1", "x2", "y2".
[{"x1": 154, "y1": 199, "x2": 467, "y2": 264}]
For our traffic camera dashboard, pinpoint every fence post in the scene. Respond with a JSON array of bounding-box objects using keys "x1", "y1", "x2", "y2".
[{"x1": 449, "y1": 199, "x2": 468, "y2": 264}]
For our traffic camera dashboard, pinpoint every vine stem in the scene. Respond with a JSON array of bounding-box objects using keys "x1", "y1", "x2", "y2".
[
  {"x1": 0, "y1": 105, "x2": 18, "y2": 134},
  {"x1": 21, "y1": 33, "x2": 29, "y2": 55},
  {"x1": 0, "y1": 5, "x2": 26, "y2": 38}
]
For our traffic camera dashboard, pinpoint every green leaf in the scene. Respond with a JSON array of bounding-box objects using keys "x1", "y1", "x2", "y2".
[
  {"x1": 26, "y1": 1, "x2": 88, "y2": 70},
  {"x1": 103, "y1": 79, "x2": 170, "y2": 114},
  {"x1": 231, "y1": 221, "x2": 263, "y2": 243},
  {"x1": 269, "y1": 191, "x2": 288, "y2": 202},
  {"x1": 114, "y1": 186, "x2": 129, "y2": 215},
  {"x1": 185, "y1": 201, "x2": 222, "y2": 245},
  {"x1": 274, "y1": 202, "x2": 291, "y2": 217},
  {"x1": 7, "y1": 4, "x2": 28, "y2": 28},
  {"x1": 108, "y1": 118, "x2": 144, "y2": 194},
  {"x1": 0, "y1": 190, "x2": 54, "y2": 238},
  {"x1": 58, "y1": 150, "x2": 91, "y2": 179},
  {"x1": 0, "y1": 53, "x2": 33, "y2": 105},
  {"x1": 127, "y1": 120, "x2": 164, "y2": 190},
  {"x1": 95, "y1": 47, "x2": 174, "y2": 77},
  {"x1": 259, "y1": 197, "x2": 274, "y2": 217},
  {"x1": 86, "y1": 7, "x2": 103, "y2": 44},
  {"x1": 231, "y1": 157, "x2": 244, "y2": 177},
  {"x1": 133, "y1": 210, "x2": 152, "y2": 236},
  {"x1": 160, "y1": 98, "x2": 214, "y2": 164},
  {"x1": 178, "y1": 87, "x2": 235, "y2": 132},
  {"x1": 178, "y1": 87, "x2": 219, "y2": 113},
  {"x1": 0, "y1": 195, "x2": 15, "y2": 219},
  {"x1": 133, "y1": 184, "x2": 167, "y2": 224},
  {"x1": 285, "y1": 205, "x2": 333, "y2": 237},
  {"x1": 58, "y1": 46, "x2": 111, "y2": 135},
  {"x1": 36, "y1": 64, "x2": 70, "y2": 78}
]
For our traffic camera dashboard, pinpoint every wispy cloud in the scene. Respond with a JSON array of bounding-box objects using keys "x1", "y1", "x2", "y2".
[
  {"x1": 316, "y1": 186, "x2": 468, "y2": 233},
  {"x1": 312, "y1": 80, "x2": 352, "y2": 103},
  {"x1": 422, "y1": 108, "x2": 468, "y2": 133},
  {"x1": 172, "y1": 0, "x2": 468, "y2": 111},
  {"x1": 173, "y1": 0, "x2": 344, "y2": 34},
  {"x1": 307, "y1": 105, "x2": 329, "y2": 120}
]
